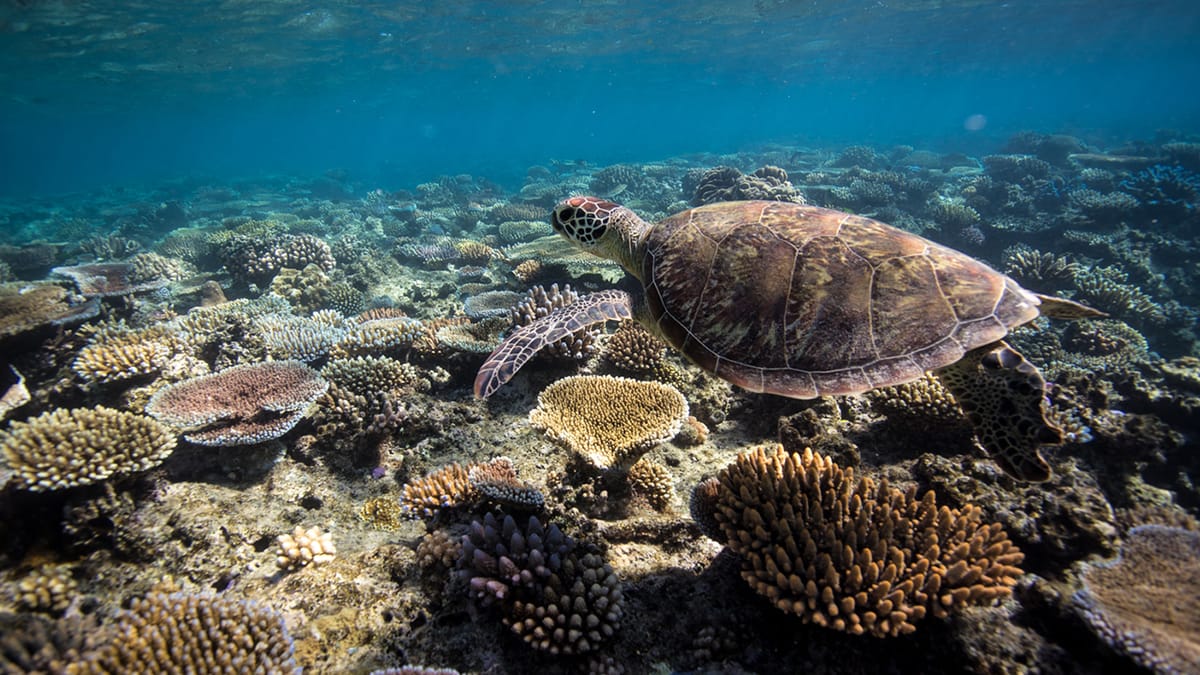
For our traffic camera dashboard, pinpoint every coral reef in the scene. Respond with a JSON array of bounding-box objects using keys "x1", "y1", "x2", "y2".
[
  {"x1": 627, "y1": 458, "x2": 674, "y2": 511},
  {"x1": 276, "y1": 525, "x2": 338, "y2": 571},
  {"x1": 692, "y1": 165, "x2": 804, "y2": 205},
  {"x1": 73, "y1": 325, "x2": 186, "y2": 383},
  {"x1": 700, "y1": 445, "x2": 1024, "y2": 637},
  {"x1": 508, "y1": 284, "x2": 600, "y2": 361},
  {"x1": 400, "y1": 462, "x2": 477, "y2": 518},
  {"x1": 13, "y1": 565, "x2": 78, "y2": 615},
  {"x1": 0, "y1": 282, "x2": 99, "y2": 339},
  {"x1": 601, "y1": 321, "x2": 667, "y2": 375},
  {"x1": 1073, "y1": 525, "x2": 1199, "y2": 674},
  {"x1": 529, "y1": 375, "x2": 689, "y2": 469},
  {"x1": 66, "y1": 591, "x2": 298, "y2": 674},
  {"x1": 0, "y1": 407, "x2": 177, "y2": 492},
  {"x1": 467, "y1": 456, "x2": 545, "y2": 511},
  {"x1": 145, "y1": 360, "x2": 328, "y2": 446},
  {"x1": 51, "y1": 263, "x2": 168, "y2": 298},
  {"x1": 457, "y1": 513, "x2": 624, "y2": 655}
]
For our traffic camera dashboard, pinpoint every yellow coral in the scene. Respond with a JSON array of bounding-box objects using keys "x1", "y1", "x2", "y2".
[
  {"x1": 628, "y1": 458, "x2": 673, "y2": 511},
  {"x1": 73, "y1": 326, "x2": 184, "y2": 383},
  {"x1": 529, "y1": 375, "x2": 689, "y2": 469},
  {"x1": 0, "y1": 407, "x2": 177, "y2": 492},
  {"x1": 400, "y1": 462, "x2": 477, "y2": 517},
  {"x1": 705, "y1": 444, "x2": 1024, "y2": 637}
]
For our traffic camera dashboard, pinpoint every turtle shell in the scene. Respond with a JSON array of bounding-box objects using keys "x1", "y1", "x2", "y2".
[{"x1": 640, "y1": 201, "x2": 1041, "y2": 397}]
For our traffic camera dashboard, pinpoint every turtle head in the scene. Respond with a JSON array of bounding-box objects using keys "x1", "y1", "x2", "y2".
[{"x1": 551, "y1": 196, "x2": 646, "y2": 271}]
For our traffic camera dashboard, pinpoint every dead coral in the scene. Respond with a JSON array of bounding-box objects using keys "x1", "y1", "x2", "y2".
[
  {"x1": 0, "y1": 407, "x2": 177, "y2": 492},
  {"x1": 529, "y1": 374, "x2": 689, "y2": 469},
  {"x1": 145, "y1": 360, "x2": 328, "y2": 446},
  {"x1": 702, "y1": 445, "x2": 1024, "y2": 637}
]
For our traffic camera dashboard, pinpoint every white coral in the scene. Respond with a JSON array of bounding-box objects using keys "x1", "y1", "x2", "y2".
[{"x1": 275, "y1": 525, "x2": 336, "y2": 571}]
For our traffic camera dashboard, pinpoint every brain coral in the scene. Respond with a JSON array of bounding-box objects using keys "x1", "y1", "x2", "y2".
[
  {"x1": 0, "y1": 407, "x2": 177, "y2": 492},
  {"x1": 1073, "y1": 525, "x2": 1200, "y2": 675},
  {"x1": 65, "y1": 591, "x2": 298, "y2": 674},
  {"x1": 145, "y1": 360, "x2": 328, "y2": 446},
  {"x1": 702, "y1": 444, "x2": 1024, "y2": 637},
  {"x1": 529, "y1": 374, "x2": 689, "y2": 469}
]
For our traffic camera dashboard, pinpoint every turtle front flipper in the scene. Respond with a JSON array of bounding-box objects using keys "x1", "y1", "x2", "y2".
[
  {"x1": 935, "y1": 341, "x2": 1059, "y2": 482},
  {"x1": 474, "y1": 289, "x2": 634, "y2": 398}
]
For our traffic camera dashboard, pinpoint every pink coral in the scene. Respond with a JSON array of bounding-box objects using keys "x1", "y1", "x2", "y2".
[{"x1": 145, "y1": 360, "x2": 328, "y2": 446}]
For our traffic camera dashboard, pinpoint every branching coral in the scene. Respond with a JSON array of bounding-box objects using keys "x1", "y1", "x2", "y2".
[
  {"x1": 400, "y1": 457, "x2": 543, "y2": 518},
  {"x1": 1073, "y1": 525, "x2": 1199, "y2": 675},
  {"x1": 700, "y1": 445, "x2": 1024, "y2": 637},
  {"x1": 276, "y1": 525, "x2": 337, "y2": 570},
  {"x1": 66, "y1": 592, "x2": 298, "y2": 674},
  {"x1": 0, "y1": 407, "x2": 177, "y2": 492},
  {"x1": 145, "y1": 360, "x2": 328, "y2": 446},
  {"x1": 529, "y1": 375, "x2": 689, "y2": 469},
  {"x1": 73, "y1": 325, "x2": 188, "y2": 383},
  {"x1": 692, "y1": 165, "x2": 804, "y2": 205},
  {"x1": 627, "y1": 458, "x2": 674, "y2": 511},
  {"x1": 509, "y1": 284, "x2": 599, "y2": 361},
  {"x1": 457, "y1": 513, "x2": 623, "y2": 654},
  {"x1": 0, "y1": 282, "x2": 99, "y2": 340},
  {"x1": 1001, "y1": 244, "x2": 1081, "y2": 289},
  {"x1": 602, "y1": 320, "x2": 667, "y2": 375}
]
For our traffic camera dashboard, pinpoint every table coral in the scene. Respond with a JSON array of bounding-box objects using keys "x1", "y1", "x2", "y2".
[
  {"x1": 145, "y1": 360, "x2": 328, "y2": 446},
  {"x1": 65, "y1": 591, "x2": 298, "y2": 674},
  {"x1": 1073, "y1": 525, "x2": 1200, "y2": 675},
  {"x1": 700, "y1": 444, "x2": 1024, "y2": 637},
  {"x1": 51, "y1": 262, "x2": 168, "y2": 298},
  {"x1": 0, "y1": 407, "x2": 177, "y2": 492},
  {"x1": 0, "y1": 282, "x2": 99, "y2": 340},
  {"x1": 529, "y1": 374, "x2": 689, "y2": 470}
]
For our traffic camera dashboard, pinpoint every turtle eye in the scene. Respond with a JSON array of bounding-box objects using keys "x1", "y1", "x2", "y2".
[
  {"x1": 551, "y1": 209, "x2": 569, "y2": 231},
  {"x1": 591, "y1": 224, "x2": 607, "y2": 240}
]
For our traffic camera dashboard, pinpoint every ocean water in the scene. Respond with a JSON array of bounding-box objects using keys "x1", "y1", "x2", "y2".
[
  {"x1": 1, "y1": 2, "x2": 1200, "y2": 675},
  {"x1": 2, "y1": 1, "x2": 1198, "y2": 195}
]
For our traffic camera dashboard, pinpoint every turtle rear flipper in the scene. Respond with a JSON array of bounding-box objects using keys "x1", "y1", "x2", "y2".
[
  {"x1": 936, "y1": 341, "x2": 1058, "y2": 482},
  {"x1": 474, "y1": 289, "x2": 634, "y2": 398}
]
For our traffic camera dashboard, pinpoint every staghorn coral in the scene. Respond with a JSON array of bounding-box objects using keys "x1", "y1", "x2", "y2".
[
  {"x1": 0, "y1": 407, "x2": 177, "y2": 492},
  {"x1": 145, "y1": 360, "x2": 328, "y2": 446},
  {"x1": 276, "y1": 525, "x2": 337, "y2": 570},
  {"x1": 701, "y1": 444, "x2": 1024, "y2": 637},
  {"x1": 529, "y1": 375, "x2": 689, "y2": 470},
  {"x1": 926, "y1": 198, "x2": 980, "y2": 228},
  {"x1": 602, "y1": 320, "x2": 667, "y2": 375},
  {"x1": 66, "y1": 591, "x2": 298, "y2": 674},
  {"x1": 627, "y1": 458, "x2": 673, "y2": 511},
  {"x1": 457, "y1": 513, "x2": 623, "y2": 655},
  {"x1": 0, "y1": 282, "x2": 99, "y2": 339},
  {"x1": 1073, "y1": 525, "x2": 1199, "y2": 675}
]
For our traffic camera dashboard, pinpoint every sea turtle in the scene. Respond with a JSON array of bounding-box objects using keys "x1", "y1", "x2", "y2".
[{"x1": 476, "y1": 197, "x2": 1103, "y2": 481}]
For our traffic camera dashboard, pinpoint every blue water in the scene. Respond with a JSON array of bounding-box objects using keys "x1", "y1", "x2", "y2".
[{"x1": 1, "y1": 1, "x2": 1199, "y2": 196}]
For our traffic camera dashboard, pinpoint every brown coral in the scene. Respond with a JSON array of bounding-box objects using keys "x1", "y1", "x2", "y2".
[
  {"x1": 400, "y1": 462, "x2": 477, "y2": 518},
  {"x1": 529, "y1": 375, "x2": 689, "y2": 469},
  {"x1": 0, "y1": 282, "x2": 99, "y2": 340},
  {"x1": 65, "y1": 592, "x2": 298, "y2": 674},
  {"x1": 703, "y1": 444, "x2": 1024, "y2": 637},
  {"x1": 627, "y1": 458, "x2": 673, "y2": 511},
  {"x1": 468, "y1": 456, "x2": 544, "y2": 510},
  {"x1": 602, "y1": 321, "x2": 666, "y2": 375},
  {"x1": 0, "y1": 407, "x2": 177, "y2": 492},
  {"x1": 72, "y1": 326, "x2": 185, "y2": 384},
  {"x1": 145, "y1": 360, "x2": 328, "y2": 446},
  {"x1": 1074, "y1": 525, "x2": 1200, "y2": 675}
]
